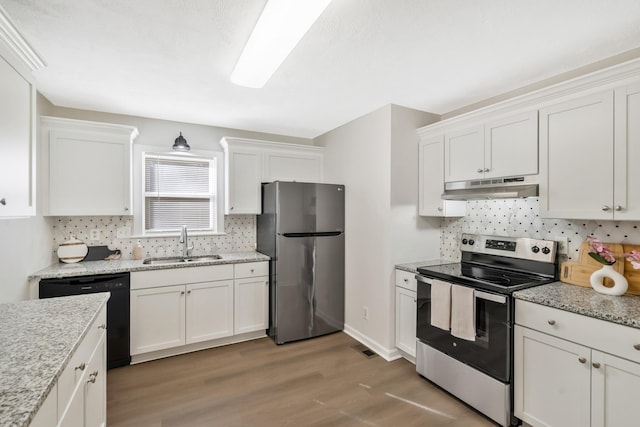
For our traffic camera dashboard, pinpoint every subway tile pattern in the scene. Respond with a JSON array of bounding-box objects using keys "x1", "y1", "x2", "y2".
[
  {"x1": 52, "y1": 215, "x2": 256, "y2": 259},
  {"x1": 441, "y1": 198, "x2": 640, "y2": 261}
]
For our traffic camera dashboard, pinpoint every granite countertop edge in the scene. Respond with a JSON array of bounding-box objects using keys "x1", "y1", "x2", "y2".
[
  {"x1": 0, "y1": 293, "x2": 109, "y2": 427},
  {"x1": 514, "y1": 281, "x2": 640, "y2": 330},
  {"x1": 395, "y1": 259, "x2": 450, "y2": 274},
  {"x1": 30, "y1": 251, "x2": 270, "y2": 280}
]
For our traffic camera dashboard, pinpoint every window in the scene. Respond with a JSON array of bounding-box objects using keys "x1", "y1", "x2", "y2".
[{"x1": 134, "y1": 147, "x2": 224, "y2": 236}]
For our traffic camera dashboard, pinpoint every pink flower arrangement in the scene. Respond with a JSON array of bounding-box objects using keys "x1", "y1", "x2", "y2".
[{"x1": 587, "y1": 236, "x2": 640, "y2": 269}]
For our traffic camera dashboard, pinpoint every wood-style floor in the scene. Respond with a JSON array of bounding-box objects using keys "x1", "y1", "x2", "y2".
[{"x1": 107, "y1": 332, "x2": 497, "y2": 426}]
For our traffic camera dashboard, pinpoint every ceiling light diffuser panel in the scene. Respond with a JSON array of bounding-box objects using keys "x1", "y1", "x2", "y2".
[{"x1": 231, "y1": 0, "x2": 333, "y2": 88}]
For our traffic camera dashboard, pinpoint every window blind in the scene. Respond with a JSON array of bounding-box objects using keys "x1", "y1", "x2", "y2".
[{"x1": 144, "y1": 154, "x2": 216, "y2": 232}]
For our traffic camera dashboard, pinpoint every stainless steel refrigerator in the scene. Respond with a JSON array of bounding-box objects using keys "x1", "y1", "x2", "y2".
[{"x1": 257, "y1": 181, "x2": 345, "y2": 344}]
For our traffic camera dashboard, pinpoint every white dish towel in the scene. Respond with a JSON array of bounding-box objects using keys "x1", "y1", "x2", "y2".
[
  {"x1": 451, "y1": 284, "x2": 476, "y2": 341},
  {"x1": 430, "y1": 279, "x2": 452, "y2": 331}
]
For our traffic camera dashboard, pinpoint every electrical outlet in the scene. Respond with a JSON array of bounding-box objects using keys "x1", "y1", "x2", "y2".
[
  {"x1": 89, "y1": 229, "x2": 101, "y2": 241},
  {"x1": 362, "y1": 306, "x2": 369, "y2": 320},
  {"x1": 116, "y1": 226, "x2": 131, "y2": 238}
]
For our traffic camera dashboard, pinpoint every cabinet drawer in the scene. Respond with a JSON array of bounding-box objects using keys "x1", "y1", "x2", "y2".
[
  {"x1": 516, "y1": 300, "x2": 640, "y2": 364},
  {"x1": 57, "y1": 305, "x2": 106, "y2": 418},
  {"x1": 235, "y1": 262, "x2": 269, "y2": 279},
  {"x1": 395, "y1": 269, "x2": 417, "y2": 292},
  {"x1": 131, "y1": 264, "x2": 234, "y2": 289}
]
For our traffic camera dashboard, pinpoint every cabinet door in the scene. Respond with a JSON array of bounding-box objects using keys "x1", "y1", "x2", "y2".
[
  {"x1": 234, "y1": 276, "x2": 269, "y2": 334},
  {"x1": 130, "y1": 285, "x2": 185, "y2": 354},
  {"x1": 484, "y1": 111, "x2": 538, "y2": 179},
  {"x1": 395, "y1": 287, "x2": 417, "y2": 358},
  {"x1": 263, "y1": 151, "x2": 323, "y2": 183},
  {"x1": 0, "y1": 54, "x2": 35, "y2": 217},
  {"x1": 84, "y1": 332, "x2": 106, "y2": 427},
  {"x1": 186, "y1": 280, "x2": 234, "y2": 343},
  {"x1": 226, "y1": 149, "x2": 261, "y2": 214},
  {"x1": 419, "y1": 137, "x2": 466, "y2": 217},
  {"x1": 444, "y1": 125, "x2": 484, "y2": 182},
  {"x1": 514, "y1": 326, "x2": 591, "y2": 427},
  {"x1": 614, "y1": 83, "x2": 640, "y2": 220},
  {"x1": 48, "y1": 130, "x2": 131, "y2": 215},
  {"x1": 539, "y1": 91, "x2": 614, "y2": 219},
  {"x1": 591, "y1": 350, "x2": 640, "y2": 427}
]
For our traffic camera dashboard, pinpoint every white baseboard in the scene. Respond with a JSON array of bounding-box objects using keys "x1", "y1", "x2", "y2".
[
  {"x1": 131, "y1": 330, "x2": 266, "y2": 364},
  {"x1": 343, "y1": 324, "x2": 400, "y2": 362}
]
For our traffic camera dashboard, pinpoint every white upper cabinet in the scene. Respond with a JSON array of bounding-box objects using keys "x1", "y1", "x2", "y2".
[
  {"x1": 418, "y1": 134, "x2": 465, "y2": 217},
  {"x1": 484, "y1": 111, "x2": 538, "y2": 179},
  {"x1": 220, "y1": 137, "x2": 324, "y2": 214},
  {"x1": 444, "y1": 111, "x2": 538, "y2": 183},
  {"x1": 613, "y1": 82, "x2": 640, "y2": 220},
  {"x1": 0, "y1": 22, "x2": 41, "y2": 217},
  {"x1": 444, "y1": 125, "x2": 484, "y2": 182},
  {"x1": 539, "y1": 84, "x2": 640, "y2": 221},
  {"x1": 41, "y1": 117, "x2": 138, "y2": 216}
]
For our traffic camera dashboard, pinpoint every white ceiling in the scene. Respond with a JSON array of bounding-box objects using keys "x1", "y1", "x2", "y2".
[{"x1": 2, "y1": 0, "x2": 640, "y2": 139}]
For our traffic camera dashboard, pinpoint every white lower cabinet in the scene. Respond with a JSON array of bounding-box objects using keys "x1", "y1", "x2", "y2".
[
  {"x1": 234, "y1": 262, "x2": 269, "y2": 335},
  {"x1": 515, "y1": 300, "x2": 640, "y2": 427},
  {"x1": 186, "y1": 280, "x2": 234, "y2": 343},
  {"x1": 395, "y1": 269, "x2": 417, "y2": 359},
  {"x1": 56, "y1": 304, "x2": 107, "y2": 427},
  {"x1": 130, "y1": 262, "x2": 269, "y2": 361}
]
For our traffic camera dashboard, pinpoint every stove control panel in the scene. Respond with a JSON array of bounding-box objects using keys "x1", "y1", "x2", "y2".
[{"x1": 461, "y1": 234, "x2": 557, "y2": 263}]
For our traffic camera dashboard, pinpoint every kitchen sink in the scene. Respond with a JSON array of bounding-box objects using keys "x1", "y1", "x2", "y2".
[{"x1": 142, "y1": 255, "x2": 222, "y2": 265}]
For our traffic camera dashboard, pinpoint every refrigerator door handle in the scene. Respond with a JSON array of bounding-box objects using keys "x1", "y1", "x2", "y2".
[{"x1": 281, "y1": 231, "x2": 342, "y2": 238}]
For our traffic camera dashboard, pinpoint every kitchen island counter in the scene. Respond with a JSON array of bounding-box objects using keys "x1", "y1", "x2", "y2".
[
  {"x1": 0, "y1": 293, "x2": 109, "y2": 426},
  {"x1": 514, "y1": 281, "x2": 640, "y2": 330}
]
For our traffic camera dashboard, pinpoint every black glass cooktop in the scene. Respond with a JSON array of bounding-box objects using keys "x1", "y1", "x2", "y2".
[{"x1": 416, "y1": 262, "x2": 553, "y2": 294}]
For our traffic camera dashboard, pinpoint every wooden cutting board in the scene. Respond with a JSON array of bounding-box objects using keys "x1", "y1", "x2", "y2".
[{"x1": 560, "y1": 242, "x2": 640, "y2": 295}]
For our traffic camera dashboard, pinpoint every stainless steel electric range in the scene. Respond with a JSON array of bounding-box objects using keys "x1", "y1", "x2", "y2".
[{"x1": 415, "y1": 234, "x2": 558, "y2": 427}]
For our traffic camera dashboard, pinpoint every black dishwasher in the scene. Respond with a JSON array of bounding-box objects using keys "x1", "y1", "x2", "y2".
[{"x1": 39, "y1": 272, "x2": 131, "y2": 369}]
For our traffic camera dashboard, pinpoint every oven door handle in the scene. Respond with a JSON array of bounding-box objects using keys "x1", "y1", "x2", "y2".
[{"x1": 475, "y1": 290, "x2": 507, "y2": 304}]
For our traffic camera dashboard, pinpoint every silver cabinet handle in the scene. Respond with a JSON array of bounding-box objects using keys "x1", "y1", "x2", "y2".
[
  {"x1": 187, "y1": 290, "x2": 191, "y2": 294},
  {"x1": 75, "y1": 362, "x2": 86, "y2": 371},
  {"x1": 477, "y1": 168, "x2": 483, "y2": 173},
  {"x1": 437, "y1": 207, "x2": 443, "y2": 211},
  {"x1": 0, "y1": 198, "x2": 5, "y2": 205},
  {"x1": 547, "y1": 320, "x2": 556, "y2": 325},
  {"x1": 180, "y1": 291, "x2": 185, "y2": 295},
  {"x1": 602, "y1": 205, "x2": 611, "y2": 211},
  {"x1": 592, "y1": 362, "x2": 601, "y2": 369},
  {"x1": 251, "y1": 269, "x2": 254, "y2": 273},
  {"x1": 578, "y1": 357, "x2": 587, "y2": 364},
  {"x1": 124, "y1": 207, "x2": 129, "y2": 211},
  {"x1": 98, "y1": 324, "x2": 106, "y2": 330},
  {"x1": 403, "y1": 278, "x2": 408, "y2": 282},
  {"x1": 87, "y1": 371, "x2": 98, "y2": 384},
  {"x1": 230, "y1": 206, "x2": 234, "y2": 210},
  {"x1": 483, "y1": 168, "x2": 490, "y2": 172},
  {"x1": 633, "y1": 344, "x2": 640, "y2": 351},
  {"x1": 615, "y1": 205, "x2": 623, "y2": 211}
]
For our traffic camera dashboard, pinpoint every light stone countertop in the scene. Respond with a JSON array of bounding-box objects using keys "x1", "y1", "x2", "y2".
[
  {"x1": 0, "y1": 293, "x2": 109, "y2": 427},
  {"x1": 395, "y1": 259, "x2": 450, "y2": 274},
  {"x1": 29, "y1": 251, "x2": 270, "y2": 280},
  {"x1": 514, "y1": 282, "x2": 640, "y2": 330}
]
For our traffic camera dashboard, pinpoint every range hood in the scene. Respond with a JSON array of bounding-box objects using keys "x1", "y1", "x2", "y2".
[{"x1": 442, "y1": 176, "x2": 539, "y2": 200}]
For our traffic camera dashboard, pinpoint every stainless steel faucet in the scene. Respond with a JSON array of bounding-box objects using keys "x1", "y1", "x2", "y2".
[{"x1": 180, "y1": 225, "x2": 194, "y2": 258}]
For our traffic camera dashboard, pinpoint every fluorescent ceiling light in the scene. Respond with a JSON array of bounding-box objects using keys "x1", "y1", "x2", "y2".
[{"x1": 231, "y1": 0, "x2": 332, "y2": 88}]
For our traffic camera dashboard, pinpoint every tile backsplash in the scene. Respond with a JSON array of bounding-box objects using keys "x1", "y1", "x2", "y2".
[
  {"x1": 441, "y1": 198, "x2": 640, "y2": 261},
  {"x1": 52, "y1": 215, "x2": 256, "y2": 259}
]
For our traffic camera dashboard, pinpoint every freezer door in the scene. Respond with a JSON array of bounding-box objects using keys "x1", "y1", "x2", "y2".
[
  {"x1": 273, "y1": 233, "x2": 344, "y2": 344},
  {"x1": 275, "y1": 182, "x2": 344, "y2": 234}
]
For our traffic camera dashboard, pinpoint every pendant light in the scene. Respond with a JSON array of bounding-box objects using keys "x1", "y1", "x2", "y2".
[{"x1": 172, "y1": 132, "x2": 190, "y2": 151}]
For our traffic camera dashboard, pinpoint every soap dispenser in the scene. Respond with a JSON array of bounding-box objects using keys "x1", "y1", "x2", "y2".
[{"x1": 133, "y1": 240, "x2": 144, "y2": 260}]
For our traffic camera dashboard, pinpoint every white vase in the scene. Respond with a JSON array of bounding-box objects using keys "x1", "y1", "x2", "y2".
[{"x1": 590, "y1": 264, "x2": 628, "y2": 296}]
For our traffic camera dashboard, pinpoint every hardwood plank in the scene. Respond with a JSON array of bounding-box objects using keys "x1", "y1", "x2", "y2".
[{"x1": 107, "y1": 333, "x2": 497, "y2": 426}]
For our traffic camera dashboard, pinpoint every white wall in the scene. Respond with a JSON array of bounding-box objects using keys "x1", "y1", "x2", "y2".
[
  {"x1": 316, "y1": 104, "x2": 441, "y2": 357},
  {"x1": 0, "y1": 94, "x2": 55, "y2": 303}
]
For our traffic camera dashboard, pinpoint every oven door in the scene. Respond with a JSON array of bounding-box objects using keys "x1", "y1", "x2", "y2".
[{"x1": 415, "y1": 275, "x2": 512, "y2": 383}]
